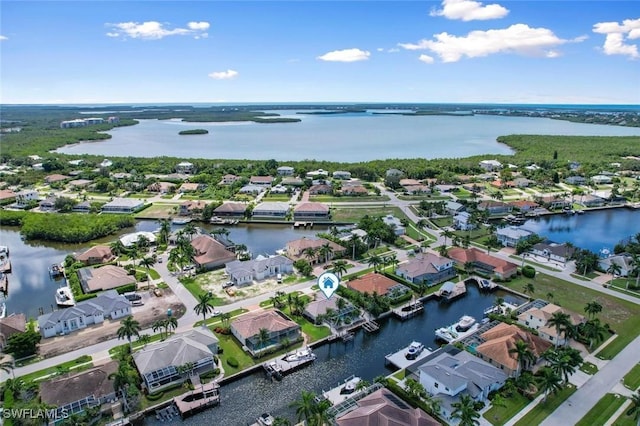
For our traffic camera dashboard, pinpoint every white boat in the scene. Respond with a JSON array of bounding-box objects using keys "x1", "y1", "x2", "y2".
[
  {"x1": 0, "y1": 246, "x2": 8, "y2": 257},
  {"x1": 171, "y1": 217, "x2": 192, "y2": 225},
  {"x1": 405, "y1": 341, "x2": 425, "y2": 360},
  {"x1": 340, "y1": 376, "x2": 362, "y2": 395},
  {"x1": 55, "y1": 287, "x2": 75, "y2": 307},
  {"x1": 284, "y1": 347, "x2": 317, "y2": 363},
  {"x1": 0, "y1": 302, "x2": 6, "y2": 319},
  {"x1": 455, "y1": 315, "x2": 477, "y2": 332},
  {"x1": 435, "y1": 326, "x2": 459, "y2": 343},
  {"x1": 257, "y1": 413, "x2": 274, "y2": 426}
]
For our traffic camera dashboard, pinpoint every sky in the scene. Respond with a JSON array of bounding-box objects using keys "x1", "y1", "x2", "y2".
[{"x1": 1, "y1": 1, "x2": 639, "y2": 105}]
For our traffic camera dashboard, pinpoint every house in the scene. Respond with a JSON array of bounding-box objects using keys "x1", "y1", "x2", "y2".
[
  {"x1": 293, "y1": 202, "x2": 330, "y2": 220},
  {"x1": 435, "y1": 184, "x2": 457, "y2": 193},
  {"x1": 517, "y1": 302, "x2": 585, "y2": 346},
  {"x1": 477, "y1": 201, "x2": 513, "y2": 216},
  {"x1": 68, "y1": 179, "x2": 93, "y2": 189},
  {"x1": 335, "y1": 387, "x2": 441, "y2": 426},
  {"x1": 0, "y1": 313, "x2": 26, "y2": 350},
  {"x1": 252, "y1": 201, "x2": 290, "y2": 218},
  {"x1": 15, "y1": 189, "x2": 39, "y2": 206},
  {"x1": 496, "y1": 227, "x2": 534, "y2": 248},
  {"x1": 591, "y1": 175, "x2": 613, "y2": 185},
  {"x1": 540, "y1": 196, "x2": 571, "y2": 210},
  {"x1": 39, "y1": 361, "x2": 119, "y2": 419},
  {"x1": 445, "y1": 201, "x2": 465, "y2": 215},
  {"x1": 382, "y1": 215, "x2": 406, "y2": 235},
  {"x1": 133, "y1": 328, "x2": 219, "y2": 392},
  {"x1": 191, "y1": 235, "x2": 237, "y2": 270},
  {"x1": 332, "y1": 171, "x2": 352, "y2": 180},
  {"x1": 75, "y1": 245, "x2": 115, "y2": 266},
  {"x1": 309, "y1": 183, "x2": 333, "y2": 195},
  {"x1": 479, "y1": 160, "x2": 503, "y2": 171},
  {"x1": 45, "y1": 174, "x2": 70, "y2": 184},
  {"x1": 270, "y1": 184, "x2": 288, "y2": 194},
  {"x1": 347, "y1": 273, "x2": 410, "y2": 299},
  {"x1": 509, "y1": 200, "x2": 539, "y2": 212},
  {"x1": 475, "y1": 323, "x2": 552, "y2": 377},
  {"x1": 250, "y1": 176, "x2": 274, "y2": 186},
  {"x1": 39, "y1": 196, "x2": 58, "y2": 211},
  {"x1": 238, "y1": 184, "x2": 265, "y2": 195},
  {"x1": 341, "y1": 182, "x2": 368, "y2": 196},
  {"x1": 281, "y1": 177, "x2": 304, "y2": 187},
  {"x1": 303, "y1": 292, "x2": 357, "y2": 324},
  {"x1": 447, "y1": 247, "x2": 518, "y2": 280},
  {"x1": 179, "y1": 200, "x2": 207, "y2": 217},
  {"x1": 147, "y1": 181, "x2": 176, "y2": 194},
  {"x1": 306, "y1": 169, "x2": 329, "y2": 179},
  {"x1": 230, "y1": 310, "x2": 301, "y2": 356},
  {"x1": 213, "y1": 202, "x2": 248, "y2": 218},
  {"x1": 286, "y1": 237, "x2": 346, "y2": 264},
  {"x1": 72, "y1": 200, "x2": 91, "y2": 213},
  {"x1": 179, "y1": 182, "x2": 205, "y2": 193},
  {"x1": 531, "y1": 242, "x2": 575, "y2": 264},
  {"x1": 400, "y1": 178, "x2": 422, "y2": 188},
  {"x1": 453, "y1": 212, "x2": 475, "y2": 231},
  {"x1": 175, "y1": 161, "x2": 195, "y2": 174},
  {"x1": 38, "y1": 290, "x2": 131, "y2": 338},
  {"x1": 99, "y1": 159, "x2": 113, "y2": 168},
  {"x1": 101, "y1": 198, "x2": 144, "y2": 214},
  {"x1": 416, "y1": 345, "x2": 506, "y2": 421},
  {"x1": 395, "y1": 253, "x2": 456, "y2": 287},
  {"x1": 565, "y1": 176, "x2": 587, "y2": 185},
  {"x1": 513, "y1": 178, "x2": 534, "y2": 188},
  {"x1": 119, "y1": 231, "x2": 156, "y2": 247},
  {"x1": 579, "y1": 194, "x2": 605, "y2": 208},
  {"x1": 598, "y1": 254, "x2": 634, "y2": 277},
  {"x1": 77, "y1": 265, "x2": 135, "y2": 293},
  {"x1": 0, "y1": 189, "x2": 16, "y2": 205},
  {"x1": 277, "y1": 166, "x2": 295, "y2": 176},
  {"x1": 225, "y1": 255, "x2": 293, "y2": 285},
  {"x1": 219, "y1": 174, "x2": 240, "y2": 185},
  {"x1": 404, "y1": 185, "x2": 432, "y2": 195}
]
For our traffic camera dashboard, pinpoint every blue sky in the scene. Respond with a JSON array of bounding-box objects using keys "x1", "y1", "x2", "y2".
[{"x1": 1, "y1": 1, "x2": 638, "y2": 104}]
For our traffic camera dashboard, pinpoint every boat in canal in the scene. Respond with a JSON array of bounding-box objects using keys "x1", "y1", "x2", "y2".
[
  {"x1": 455, "y1": 315, "x2": 477, "y2": 332},
  {"x1": 435, "y1": 315, "x2": 479, "y2": 343},
  {"x1": 0, "y1": 302, "x2": 6, "y2": 319},
  {"x1": 405, "y1": 341, "x2": 425, "y2": 360},
  {"x1": 49, "y1": 263, "x2": 64, "y2": 277},
  {"x1": 283, "y1": 347, "x2": 316, "y2": 363},
  {"x1": 55, "y1": 286, "x2": 75, "y2": 307},
  {"x1": 172, "y1": 217, "x2": 193, "y2": 225},
  {"x1": 255, "y1": 413, "x2": 275, "y2": 426}
]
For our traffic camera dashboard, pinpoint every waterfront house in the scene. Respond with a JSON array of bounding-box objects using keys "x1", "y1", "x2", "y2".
[
  {"x1": 579, "y1": 194, "x2": 605, "y2": 208},
  {"x1": 213, "y1": 202, "x2": 248, "y2": 218},
  {"x1": 75, "y1": 245, "x2": 115, "y2": 266},
  {"x1": 38, "y1": 196, "x2": 58, "y2": 211},
  {"x1": 225, "y1": 255, "x2": 293, "y2": 285},
  {"x1": 100, "y1": 159, "x2": 113, "y2": 168},
  {"x1": 39, "y1": 361, "x2": 119, "y2": 420},
  {"x1": 219, "y1": 174, "x2": 240, "y2": 185},
  {"x1": 479, "y1": 159, "x2": 503, "y2": 171},
  {"x1": 496, "y1": 226, "x2": 534, "y2": 248},
  {"x1": 303, "y1": 292, "x2": 358, "y2": 325},
  {"x1": 72, "y1": 200, "x2": 91, "y2": 213},
  {"x1": 453, "y1": 211, "x2": 475, "y2": 231},
  {"x1": 293, "y1": 202, "x2": 330, "y2": 221},
  {"x1": 395, "y1": 253, "x2": 456, "y2": 287},
  {"x1": 133, "y1": 328, "x2": 218, "y2": 392},
  {"x1": 15, "y1": 189, "x2": 39, "y2": 207},
  {"x1": 0, "y1": 189, "x2": 16, "y2": 205},
  {"x1": 509, "y1": 200, "x2": 539, "y2": 213},
  {"x1": 238, "y1": 184, "x2": 264, "y2": 195},
  {"x1": 179, "y1": 200, "x2": 207, "y2": 217},
  {"x1": 250, "y1": 176, "x2": 274, "y2": 186},
  {"x1": 44, "y1": 174, "x2": 70, "y2": 184},
  {"x1": 332, "y1": 170, "x2": 352, "y2": 180},
  {"x1": 447, "y1": 247, "x2": 518, "y2": 280},
  {"x1": 382, "y1": 214, "x2": 406, "y2": 235},
  {"x1": 335, "y1": 387, "x2": 441, "y2": 426},
  {"x1": 477, "y1": 201, "x2": 513, "y2": 216},
  {"x1": 517, "y1": 302, "x2": 585, "y2": 346},
  {"x1": 347, "y1": 273, "x2": 410, "y2": 300},
  {"x1": 252, "y1": 201, "x2": 290, "y2": 219},
  {"x1": 277, "y1": 166, "x2": 295, "y2": 176},
  {"x1": 0, "y1": 313, "x2": 26, "y2": 350},
  {"x1": 445, "y1": 201, "x2": 465, "y2": 215},
  {"x1": 77, "y1": 265, "x2": 135, "y2": 293},
  {"x1": 179, "y1": 182, "x2": 205, "y2": 193},
  {"x1": 475, "y1": 323, "x2": 552, "y2": 377},
  {"x1": 120, "y1": 231, "x2": 156, "y2": 247},
  {"x1": 285, "y1": 237, "x2": 346, "y2": 264},
  {"x1": 38, "y1": 290, "x2": 131, "y2": 338},
  {"x1": 191, "y1": 235, "x2": 237, "y2": 270},
  {"x1": 309, "y1": 183, "x2": 333, "y2": 195},
  {"x1": 101, "y1": 198, "x2": 144, "y2": 214},
  {"x1": 598, "y1": 254, "x2": 634, "y2": 277},
  {"x1": 415, "y1": 345, "x2": 506, "y2": 421},
  {"x1": 539, "y1": 196, "x2": 571, "y2": 210},
  {"x1": 530, "y1": 242, "x2": 575, "y2": 264},
  {"x1": 230, "y1": 310, "x2": 301, "y2": 356},
  {"x1": 175, "y1": 161, "x2": 195, "y2": 174}
]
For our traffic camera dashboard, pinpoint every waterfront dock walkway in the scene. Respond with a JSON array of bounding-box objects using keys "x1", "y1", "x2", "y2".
[
  {"x1": 262, "y1": 347, "x2": 317, "y2": 379},
  {"x1": 173, "y1": 381, "x2": 221, "y2": 418},
  {"x1": 385, "y1": 343, "x2": 433, "y2": 369},
  {"x1": 392, "y1": 299, "x2": 424, "y2": 320},
  {"x1": 322, "y1": 376, "x2": 362, "y2": 405}
]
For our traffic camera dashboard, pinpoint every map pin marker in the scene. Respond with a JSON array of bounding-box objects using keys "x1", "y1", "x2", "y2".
[{"x1": 318, "y1": 272, "x2": 339, "y2": 299}]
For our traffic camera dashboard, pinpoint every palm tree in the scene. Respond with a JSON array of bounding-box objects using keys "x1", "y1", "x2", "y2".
[
  {"x1": 194, "y1": 292, "x2": 215, "y2": 325},
  {"x1": 137, "y1": 334, "x2": 151, "y2": 348},
  {"x1": 546, "y1": 311, "x2": 572, "y2": 347},
  {"x1": 443, "y1": 229, "x2": 455, "y2": 247},
  {"x1": 220, "y1": 312, "x2": 231, "y2": 327},
  {"x1": 164, "y1": 316, "x2": 178, "y2": 336},
  {"x1": 312, "y1": 399, "x2": 332, "y2": 426},
  {"x1": 117, "y1": 316, "x2": 141, "y2": 350},
  {"x1": 387, "y1": 252, "x2": 398, "y2": 271},
  {"x1": 544, "y1": 348, "x2": 577, "y2": 384},
  {"x1": 331, "y1": 260, "x2": 349, "y2": 279},
  {"x1": 136, "y1": 234, "x2": 151, "y2": 252},
  {"x1": 538, "y1": 366, "x2": 563, "y2": 402},
  {"x1": 348, "y1": 233, "x2": 360, "y2": 260},
  {"x1": 303, "y1": 247, "x2": 318, "y2": 264},
  {"x1": 607, "y1": 262, "x2": 622, "y2": 286},
  {"x1": 630, "y1": 254, "x2": 640, "y2": 289},
  {"x1": 523, "y1": 282, "x2": 535, "y2": 299},
  {"x1": 139, "y1": 256, "x2": 156, "y2": 282},
  {"x1": 404, "y1": 377, "x2": 426, "y2": 399},
  {"x1": 625, "y1": 392, "x2": 640, "y2": 426},
  {"x1": 368, "y1": 254, "x2": 382, "y2": 272},
  {"x1": 158, "y1": 218, "x2": 171, "y2": 245},
  {"x1": 256, "y1": 327, "x2": 271, "y2": 352},
  {"x1": 451, "y1": 394, "x2": 480, "y2": 426},
  {"x1": 463, "y1": 261, "x2": 475, "y2": 277},
  {"x1": 509, "y1": 339, "x2": 536, "y2": 375},
  {"x1": 0, "y1": 355, "x2": 14, "y2": 379},
  {"x1": 272, "y1": 417, "x2": 292, "y2": 426},
  {"x1": 183, "y1": 222, "x2": 197, "y2": 240},
  {"x1": 584, "y1": 300, "x2": 603, "y2": 319},
  {"x1": 582, "y1": 318, "x2": 608, "y2": 350},
  {"x1": 290, "y1": 390, "x2": 317, "y2": 425},
  {"x1": 152, "y1": 319, "x2": 166, "y2": 339},
  {"x1": 318, "y1": 243, "x2": 334, "y2": 264},
  {"x1": 110, "y1": 239, "x2": 127, "y2": 257}
]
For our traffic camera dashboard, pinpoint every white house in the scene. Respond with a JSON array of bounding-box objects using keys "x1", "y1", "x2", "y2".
[
  {"x1": 15, "y1": 189, "x2": 39, "y2": 206},
  {"x1": 225, "y1": 255, "x2": 294, "y2": 285},
  {"x1": 591, "y1": 175, "x2": 613, "y2": 185},
  {"x1": 496, "y1": 226, "x2": 533, "y2": 247},
  {"x1": 101, "y1": 198, "x2": 144, "y2": 214},
  {"x1": 38, "y1": 291, "x2": 131, "y2": 338},
  {"x1": 453, "y1": 211, "x2": 475, "y2": 231},
  {"x1": 479, "y1": 160, "x2": 503, "y2": 171},
  {"x1": 277, "y1": 166, "x2": 295, "y2": 176},
  {"x1": 175, "y1": 161, "x2": 195, "y2": 174},
  {"x1": 599, "y1": 254, "x2": 634, "y2": 277},
  {"x1": 332, "y1": 171, "x2": 352, "y2": 180},
  {"x1": 382, "y1": 215, "x2": 406, "y2": 235},
  {"x1": 517, "y1": 303, "x2": 585, "y2": 346}
]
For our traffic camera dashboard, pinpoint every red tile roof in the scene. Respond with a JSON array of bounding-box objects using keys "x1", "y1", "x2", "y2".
[
  {"x1": 447, "y1": 247, "x2": 517, "y2": 276},
  {"x1": 347, "y1": 272, "x2": 404, "y2": 296}
]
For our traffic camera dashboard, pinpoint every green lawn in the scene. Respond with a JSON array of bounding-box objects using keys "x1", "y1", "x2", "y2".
[
  {"x1": 483, "y1": 392, "x2": 532, "y2": 426},
  {"x1": 180, "y1": 277, "x2": 226, "y2": 305},
  {"x1": 392, "y1": 369, "x2": 406, "y2": 380},
  {"x1": 330, "y1": 206, "x2": 404, "y2": 223},
  {"x1": 514, "y1": 385, "x2": 576, "y2": 426},
  {"x1": 136, "y1": 267, "x2": 160, "y2": 280},
  {"x1": 580, "y1": 361, "x2": 599, "y2": 375},
  {"x1": 18, "y1": 355, "x2": 93, "y2": 383},
  {"x1": 623, "y1": 363, "x2": 640, "y2": 390},
  {"x1": 214, "y1": 332, "x2": 256, "y2": 375},
  {"x1": 576, "y1": 393, "x2": 628, "y2": 426},
  {"x1": 311, "y1": 195, "x2": 390, "y2": 202},
  {"x1": 195, "y1": 308, "x2": 248, "y2": 327},
  {"x1": 612, "y1": 404, "x2": 637, "y2": 426}
]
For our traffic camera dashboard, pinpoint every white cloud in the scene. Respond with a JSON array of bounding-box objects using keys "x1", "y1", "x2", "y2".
[
  {"x1": 593, "y1": 18, "x2": 640, "y2": 59},
  {"x1": 316, "y1": 48, "x2": 370, "y2": 62},
  {"x1": 208, "y1": 69, "x2": 239, "y2": 80},
  {"x1": 0, "y1": 35, "x2": 7, "y2": 41},
  {"x1": 400, "y1": 24, "x2": 573, "y2": 62},
  {"x1": 419, "y1": 54, "x2": 435, "y2": 64},
  {"x1": 430, "y1": 0, "x2": 509, "y2": 21},
  {"x1": 105, "y1": 21, "x2": 210, "y2": 40}
]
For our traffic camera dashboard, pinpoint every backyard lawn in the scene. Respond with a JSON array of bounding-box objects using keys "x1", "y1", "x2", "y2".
[
  {"x1": 514, "y1": 385, "x2": 576, "y2": 426},
  {"x1": 213, "y1": 332, "x2": 256, "y2": 376},
  {"x1": 576, "y1": 393, "x2": 628, "y2": 426},
  {"x1": 331, "y1": 206, "x2": 406, "y2": 223},
  {"x1": 483, "y1": 392, "x2": 532, "y2": 425}
]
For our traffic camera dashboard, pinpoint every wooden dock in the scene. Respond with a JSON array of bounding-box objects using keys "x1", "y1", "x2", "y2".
[
  {"x1": 0, "y1": 260, "x2": 11, "y2": 274},
  {"x1": 293, "y1": 222, "x2": 314, "y2": 228},
  {"x1": 173, "y1": 381, "x2": 221, "y2": 419},
  {"x1": 436, "y1": 281, "x2": 466, "y2": 302},
  {"x1": 0, "y1": 273, "x2": 8, "y2": 295},
  {"x1": 361, "y1": 321, "x2": 380, "y2": 332},
  {"x1": 392, "y1": 300, "x2": 424, "y2": 320}
]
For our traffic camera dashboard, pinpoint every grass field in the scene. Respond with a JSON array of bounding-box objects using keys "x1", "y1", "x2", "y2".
[
  {"x1": 623, "y1": 363, "x2": 640, "y2": 390},
  {"x1": 483, "y1": 392, "x2": 532, "y2": 426},
  {"x1": 331, "y1": 206, "x2": 405, "y2": 223},
  {"x1": 134, "y1": 203, "x2": 178, "y2": 219},
  {"x1": 576, "y1": 393, "x2": 628, "y2": 426},
  {"x1": 612, "y1": 403, "x2": 637, "y2": 426},
  {"x1": 514, "y1": 385, "x2": 576, "y2": 426},
  {"x1": 579, "y1": 361, "x2": 599, "y2": 375},
  {"x1": 311, "y1": 195, "x2": 390, "y2": 202}
]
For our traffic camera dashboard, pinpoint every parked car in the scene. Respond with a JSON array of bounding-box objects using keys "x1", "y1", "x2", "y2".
[
  {"x1": 276, "y1": 273, "x2": 283, "y2": 283},
  {"x1": 212, "y1": 309, "x2": 222, "y2": 317},
  {"x1": 222, "y1": 281, "x2": 234, "y2": 289}
]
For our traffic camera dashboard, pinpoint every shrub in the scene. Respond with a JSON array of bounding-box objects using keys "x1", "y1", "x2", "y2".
[
  {"x1": 522, "y1": 265, "x2": 536, "y2": 278},
  {"x1": 116, "y1": 283, "x2": 137, "y2": 294},
  {"x1": 226, "y1": 357, "x2": 239, "y2": 368},
  {"x1": 75, "y1": 355, "x2": 91, "y2": 364},
  {"x1": 145, "y1": 391, "x2": 164, "y2": 401}
]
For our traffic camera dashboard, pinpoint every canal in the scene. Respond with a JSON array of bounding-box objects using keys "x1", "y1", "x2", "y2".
[{"x1": 143, "y1": 285, "x2": 524, "y2": 426}]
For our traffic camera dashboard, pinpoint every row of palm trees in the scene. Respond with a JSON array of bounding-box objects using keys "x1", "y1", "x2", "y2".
[
  {"x1": 367, "y1": 252, "x2": 398, "y2": 272},
  {"x1": 301, "y1": 243, "x2": 335, "y2": 265}
]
